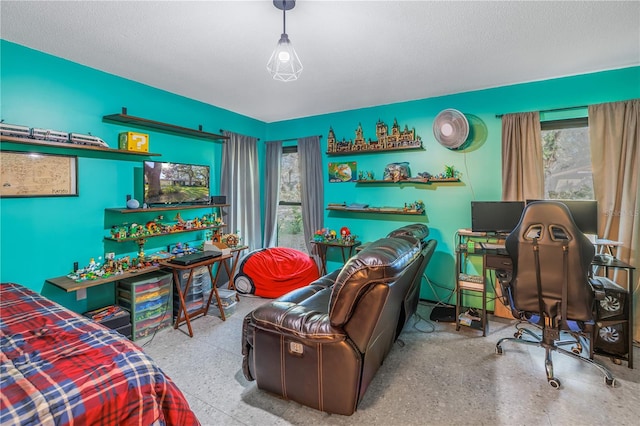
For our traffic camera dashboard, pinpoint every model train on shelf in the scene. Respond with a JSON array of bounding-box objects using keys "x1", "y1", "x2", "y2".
[{"x1": 0, "y1": 122, "x2": 109, "y2": 148}]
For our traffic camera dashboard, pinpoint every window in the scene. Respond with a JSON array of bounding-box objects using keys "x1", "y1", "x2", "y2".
[
  {"x1": 277, "y1": 146, "x2": 307, "y2": 253},
  {"x1": 541, "y1": 118, "x2": 594, "y2": 200}
]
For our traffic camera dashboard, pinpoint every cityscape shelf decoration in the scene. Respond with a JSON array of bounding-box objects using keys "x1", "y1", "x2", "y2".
[{"x1": 326, "y1": 118, "x2": 423, "y2": 155}]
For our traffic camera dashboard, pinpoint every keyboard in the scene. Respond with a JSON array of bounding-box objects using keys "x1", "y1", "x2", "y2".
[
  {"x1": 169, "y1": 251, "x2": 221, "y2": 266},
  {"x1": 459, "y1": 273, "x2": 484, "y2": 284},
  {"x1": 458, "y1": 273, "x2": 485, "y2": 290}
]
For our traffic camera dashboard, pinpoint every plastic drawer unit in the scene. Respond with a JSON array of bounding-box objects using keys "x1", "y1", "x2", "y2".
[
  {"x1": 118, "y1": 270, "x2": 173, "y2": 341},
  {"x1": 213, "y1": 289, "x2": 238, "y2": 318},
  {"x1": 173, "y1": 265, "x2": 211, "y2": 320}
]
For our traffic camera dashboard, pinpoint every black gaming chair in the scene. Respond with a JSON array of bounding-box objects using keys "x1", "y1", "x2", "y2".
[{"x1": 495, "y1": 201, "x2": 615, "y2": 388}]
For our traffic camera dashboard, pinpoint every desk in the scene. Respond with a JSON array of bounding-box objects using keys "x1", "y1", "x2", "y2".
[
  {"x1": 311, "y1": 240, "x2": 361, "y2": 275},
  {"x1": 160, "y1": 254, "x2": 231, "y2": 337},
  {"x1": 455, "y1": 237, "x2": 512, "y2": 336},
  {"x1": 456, "y1": 231, "x2": 634, "y2": 368}
]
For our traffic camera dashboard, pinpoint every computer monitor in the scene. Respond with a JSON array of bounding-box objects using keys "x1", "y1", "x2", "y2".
[
  {"x1": 525, "y1": 199, "x2": 598, "y2": 235},
  {"x1": 471, "y1": 201, "x2": 525, "y2": 234}
]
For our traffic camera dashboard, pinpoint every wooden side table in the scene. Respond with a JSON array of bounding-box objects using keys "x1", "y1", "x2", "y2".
[
  {"x1": 225, "y1": 245, "x2": 248, "y2": 300},
  {"x1": 160, "y1": 254, "x2": 231, "y2": 337},
  {"x1": 311, "y1": 240, "x2": 361, "y2": 275}
]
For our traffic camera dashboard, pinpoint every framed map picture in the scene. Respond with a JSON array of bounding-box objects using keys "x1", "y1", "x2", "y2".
[
  {"x1": 328, "y1": 162, "x2": 357, "y2": 183},
  {"x1": 1, "y1": 151, "x2": 78, "y2": 197}
]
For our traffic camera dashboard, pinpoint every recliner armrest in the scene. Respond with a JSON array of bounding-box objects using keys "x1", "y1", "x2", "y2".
[{"x1": 251, "y1": 301, "x2": 347, "y2": 342}]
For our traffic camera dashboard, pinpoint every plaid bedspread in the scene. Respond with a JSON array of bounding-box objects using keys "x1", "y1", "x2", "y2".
[{"x1": 0, "y1": 283, "x2": 200, "y2": 426}]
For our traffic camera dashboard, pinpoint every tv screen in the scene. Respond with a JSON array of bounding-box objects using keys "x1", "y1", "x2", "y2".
[
  {"x1": 471, "y1": 201, "x2": 525, "y2": 234},
  {"x1": 143, "y1": 161, "x2": 210, "y2": 205},
  {"x1": 526, "y1": 199, "x2": 598, "y2": 235}
]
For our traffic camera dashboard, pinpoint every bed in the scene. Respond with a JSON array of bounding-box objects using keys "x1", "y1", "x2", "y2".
[
  {"x1": 233, "y1": 247, "x2": 319, "y2": 298},
  {"x1": 0, "y1": 282, "x2": 200, "y2": 426}
]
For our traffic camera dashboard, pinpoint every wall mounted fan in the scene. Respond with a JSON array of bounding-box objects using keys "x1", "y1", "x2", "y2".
[{"x1": 433, "y1": 109, "x2": 469, "y2": 149}]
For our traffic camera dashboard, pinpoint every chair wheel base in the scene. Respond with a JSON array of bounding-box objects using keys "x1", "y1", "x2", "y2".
[
  {"x1": 495, "y1": 345, "x2": 503, "y2": 355},
  {"x1": 548, "y1": 378, "x2": 561, "y2": 389},
  {"x1": 605, "y1": 377, "x2": 616, "y2": 387}
]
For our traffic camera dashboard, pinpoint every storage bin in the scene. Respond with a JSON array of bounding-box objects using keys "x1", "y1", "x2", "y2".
[
  {"x1": 173, "y1": 266, "x2": 210, "y2": 320},
  {"x1": 84, "y1": 305, "x2": 130, "y2": 330},
  {"x1": 117, "y1": 270, "x2": 173, "y2": 341},
  {"x1": 213, "y1": 289, "x2": 237, "y2": 308},
  {"x1": 114, "y1": 323, "x2": 132, "y2": 339},
  {"x1": 213, "y1": 300, "x2": 237, "y2": 318}
]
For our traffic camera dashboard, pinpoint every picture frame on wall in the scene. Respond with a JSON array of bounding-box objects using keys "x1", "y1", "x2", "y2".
[
  {"x1": 328, "y1": 161, "x2": 357, "y2": 183},
  {"x1": 0, "y1": 151, "x2": 78, "y2": 198}
]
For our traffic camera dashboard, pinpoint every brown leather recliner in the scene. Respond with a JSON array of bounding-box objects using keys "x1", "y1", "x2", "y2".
[
  {"x1": 241, "y1": 236, "x2": 422, "y2": 415},
  {"x1": 386, "y1": 223, "x2": 436, "y2": 337}
]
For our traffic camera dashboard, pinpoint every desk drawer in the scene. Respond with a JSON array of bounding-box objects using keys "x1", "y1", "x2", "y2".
[{"x1": 485, "y1": 254, "x2": 513, "y2": 270}]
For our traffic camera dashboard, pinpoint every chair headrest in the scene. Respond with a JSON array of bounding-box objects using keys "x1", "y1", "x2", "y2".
[{"x1": 386, "y1": 223, "x2": 429, "y2": 241}]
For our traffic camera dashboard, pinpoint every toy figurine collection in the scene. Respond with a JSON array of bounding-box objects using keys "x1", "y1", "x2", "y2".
[
  {"x1": 109, "y1": 212, "x2": 223, "y2": 241},
  {"x1": 67, "y1": 253, "x2": 167, "y2": 282},
  {"x1": 356, "y1": 163, "x2": 461, "y2": 183},
  {"x1": 313, "y1": 226, "x2": 358, "y2": 244}
]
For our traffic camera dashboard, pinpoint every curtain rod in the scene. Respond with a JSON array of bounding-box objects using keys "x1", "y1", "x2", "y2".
[
  {"x1": 264, "y1": 134, "x2": 323, "y2": 143},
  {"x1": 219, "y1": 129, "x2": 260, "y2": 141},
  {"x1": 495, "y1": 105, "x2": 588, "y2": 119}
]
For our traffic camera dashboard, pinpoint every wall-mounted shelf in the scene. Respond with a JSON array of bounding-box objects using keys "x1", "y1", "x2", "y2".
[
  {"x1": 105, "y1": 225, "x2": 224, "y2": 243},
  {"x1": 1, "y1": 135, "x2": 161, "y2": 158},
  {"x1": 105, "y1": 204, "x2": 229, "y2": 214},
  {"x1": 326, "y1": 146, "x2": 424, "y2": 156},
  {"x1": 47, "y1": 266, "x2": 161, "y2": 292},
  {"x1": 327, "y1": 205, "x2": 424, "y2": 215},
  {"x1": 355, "y1": 178, "x2": 460, "y2": 185},
  {"x1": 103, "y1": 108, "x2": 229, "y2": 142}
]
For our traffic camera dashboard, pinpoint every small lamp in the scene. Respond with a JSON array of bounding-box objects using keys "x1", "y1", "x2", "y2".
[{"x1": 267, "y1": 0, "x2": 303, "y2": 82}]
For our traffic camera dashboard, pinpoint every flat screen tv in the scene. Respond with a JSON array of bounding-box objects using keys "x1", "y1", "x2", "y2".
[
  {"x1": 143, "y1": 161, "x2": 210, "y2": 206},
  {"x1": 526, "y1": 199, "x2": 598, "y2": 235},
  {"x1": 471, "y1": 201, "x2": 525, "y2": 234}
]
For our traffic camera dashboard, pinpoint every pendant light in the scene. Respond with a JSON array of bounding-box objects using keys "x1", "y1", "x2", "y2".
[{"x1": 267, "y1": 0, "x2": 303, "y2": 82}]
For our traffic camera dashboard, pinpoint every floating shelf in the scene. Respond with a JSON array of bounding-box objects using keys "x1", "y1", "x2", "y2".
[
  {"x1": 47, "y1": 266, "x2": 161, "y2": 292},
  {"x1": 326, "y1": 146, "x2": 424, "y2": 156},
  {"x1": 327, "y1": 205, "x2": 424, "y2": 215},
  {"x1": 104, "y1": 225, "x2": 224, "y2": 243},
  {"x1": 105, "y1": 204, "x2": 229, "y2": 214},
  {"x1": 1, "y1": 135, "x2": 161, "y2": 157},
  {"x1": 103, "y1": 108, "x2": 228, "y2": 141},
  {"x1": 355, "y1": 178, "x2": 460, "y2": 185}
]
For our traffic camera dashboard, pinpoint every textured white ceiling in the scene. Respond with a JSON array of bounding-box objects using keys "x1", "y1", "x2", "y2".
[{"x1": 2, "y1": 0, "x2": 639, "y2": 123}]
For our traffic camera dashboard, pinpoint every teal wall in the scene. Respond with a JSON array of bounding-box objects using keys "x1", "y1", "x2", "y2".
[
  {"x1": 266, "y1": 67, "x2": 640, "y2": 305},
  {"x1": 2, "y1": 40, "x2": 638, "y2": 311},
  {"x1": 0, "y1": 41, "x2": 265, "y2": 311}
]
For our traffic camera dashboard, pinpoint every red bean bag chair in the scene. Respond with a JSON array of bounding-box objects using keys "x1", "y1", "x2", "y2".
[{"x1": 233, "y1": 247, "x2": 320, "y2": 298}]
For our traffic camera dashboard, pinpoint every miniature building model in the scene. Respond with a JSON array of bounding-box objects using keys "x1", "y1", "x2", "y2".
[{"x1": 326, "y1": 119, "x2": 422, "y2": 154}]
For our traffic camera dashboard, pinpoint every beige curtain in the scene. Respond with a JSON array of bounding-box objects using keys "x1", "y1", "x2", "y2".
[
  {"x1": 501, "y1": 112, "x2": 545, "y2": 201},
  {"x1": 589, "y1": 99, "x2": 640, "y2": 344}
]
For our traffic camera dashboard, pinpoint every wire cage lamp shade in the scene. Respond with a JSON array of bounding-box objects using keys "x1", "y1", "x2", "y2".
[{"x1": 267, "y1": 0, "x2": 303, "y2": 82}]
